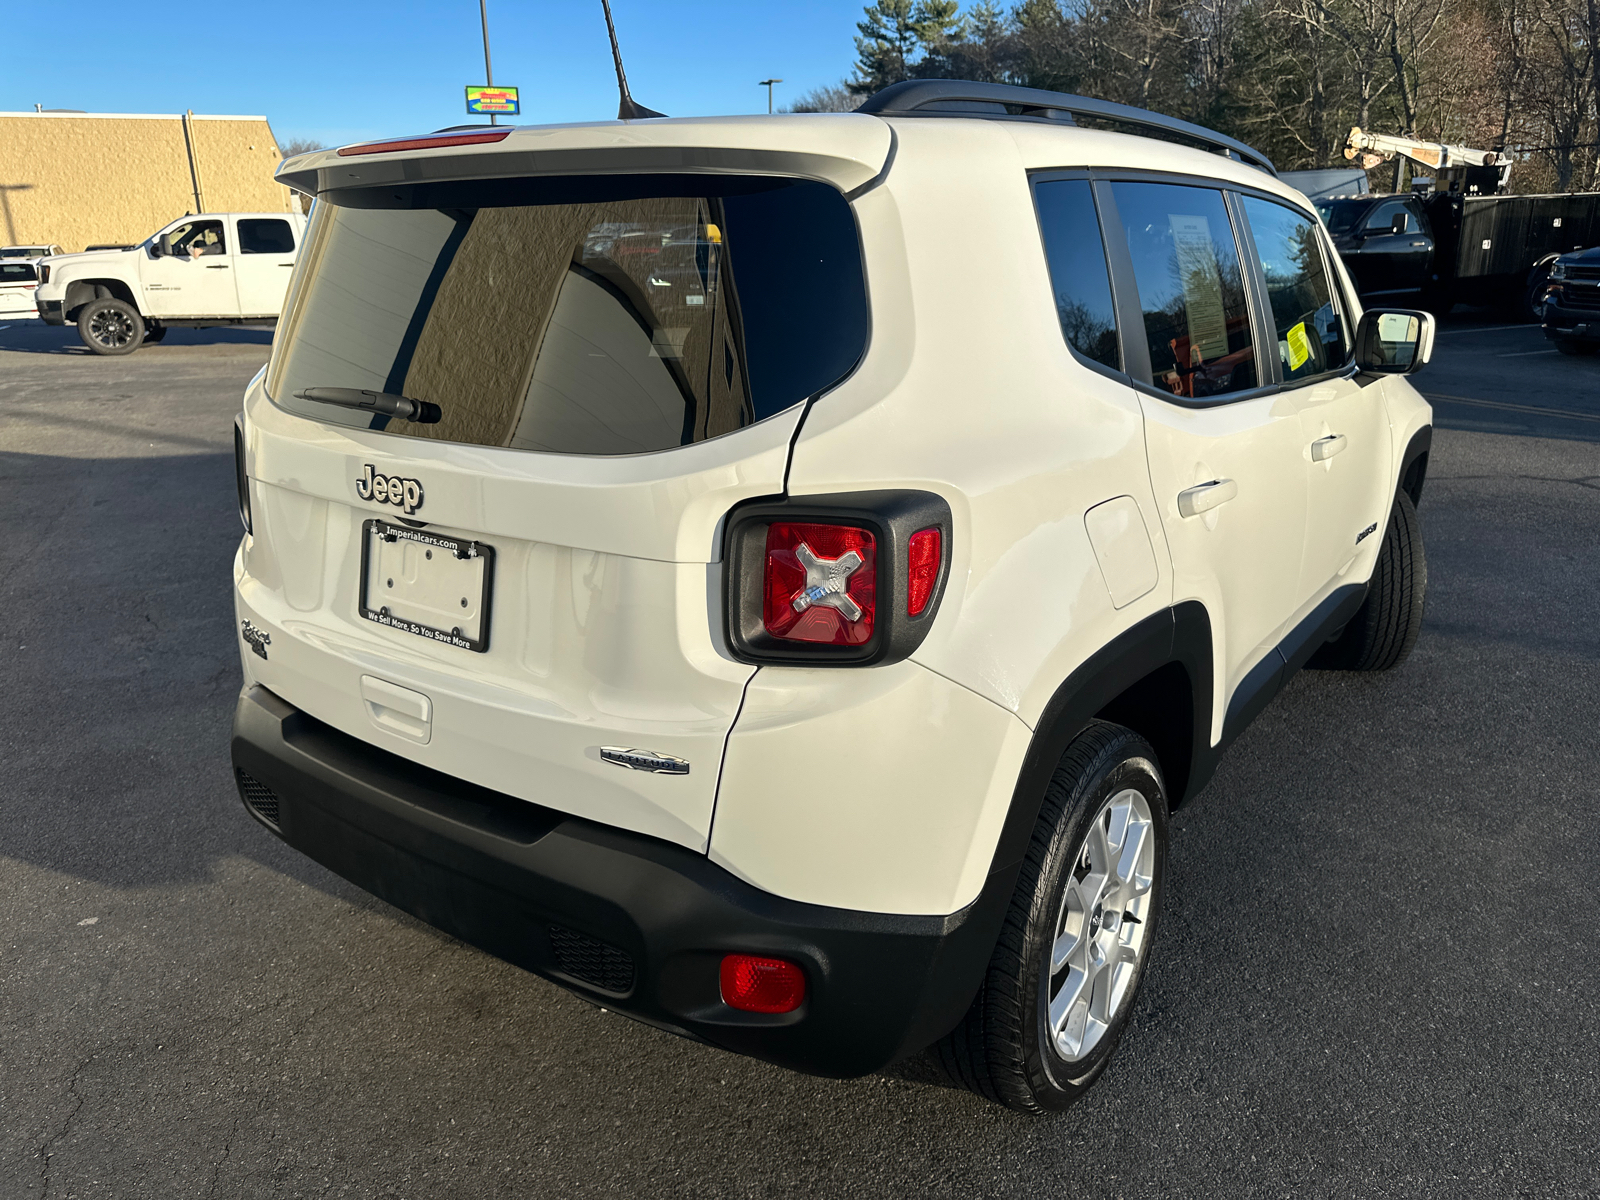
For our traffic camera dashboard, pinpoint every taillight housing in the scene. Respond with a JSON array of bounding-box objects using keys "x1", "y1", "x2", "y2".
[
  {"x1": 724, "y1": 490, "x2": 951, "y2": 666},
  {"x1": 234, "y1": 417, "x2": 252, "y2": 535},
  {"x1": 720, "y1": 954, "x2": 806, "y2": 1014}
]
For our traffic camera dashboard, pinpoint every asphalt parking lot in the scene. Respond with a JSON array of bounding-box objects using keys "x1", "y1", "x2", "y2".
[{"x1": 1, "y1": 313, "x2": 1596, "y2": 1197}]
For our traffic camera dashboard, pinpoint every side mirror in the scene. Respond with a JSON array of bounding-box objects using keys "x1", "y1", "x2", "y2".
[
  {"x1": 1355, "y1": 308, "x2": 1435, "y2": 375},
  {"x1": 1391, "y1": 213, "x2": 1408, "y2": 235},
  {"x1": 156, "y1": 233, "x2": 174, "y2": 257}
]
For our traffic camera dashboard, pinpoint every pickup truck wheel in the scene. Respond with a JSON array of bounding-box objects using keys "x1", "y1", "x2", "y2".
[
  {"x1": 927, "y1": 722, "x2": 1167, "y2": 1113},
  {"x1": 77, "y1": 298, "x2": 144, "y2": 356},
  {"x1": 1525, "y1": 265, "x2": 1554, "y2": 322},
  {"x1": 1310, "y1": 491, "x2": 1426, "y2": 672}
]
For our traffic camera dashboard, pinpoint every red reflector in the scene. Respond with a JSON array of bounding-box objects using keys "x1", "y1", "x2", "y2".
[
  {"x1": 720, "y1": 954, "x2": 806, "y2": 1014},
  {"x1": 907, "y1": 527, "x2": 941, "y2": 615},
  {"x1": 337, "y1": 129, "x2": 513, "y2": 156},
  {"x1": 762, "y1": 522, "x2": 876, "y2": 645}
]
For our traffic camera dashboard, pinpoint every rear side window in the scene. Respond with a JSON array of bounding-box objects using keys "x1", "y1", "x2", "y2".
[
  {"x1": 239, "y1": 219, "x2": 295, "y2": 254},
  {"x1": 1240, "y1": 196, "x2": 1350, "y2": 382},
  {"x1": 267, "y1": 176, "x2": 868, "y2": 456},
  {"x1": 1033, "y1": 179, "x2": 1119, "y2": 371},
  {"x1": 1112, "y1": 181, "x2": 1256, "y2": 400}
]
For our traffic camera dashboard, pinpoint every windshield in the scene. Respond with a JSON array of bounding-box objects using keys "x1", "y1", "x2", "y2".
[
  {"x1": 266, "y1": 175, "x2": 869, "y2": 457},
  {"x1": 1315, "y1": 199, "x2": 1372, "y2": 236}
]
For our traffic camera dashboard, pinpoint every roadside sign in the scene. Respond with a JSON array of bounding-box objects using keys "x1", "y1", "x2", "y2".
[{"x1": 466, "y1": 86, "x2": 520, "y2": 116}]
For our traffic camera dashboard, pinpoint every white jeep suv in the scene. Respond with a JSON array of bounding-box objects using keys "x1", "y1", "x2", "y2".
[{"x1": 229, "y1": 81, "x2": 1433, "y2": 1113}]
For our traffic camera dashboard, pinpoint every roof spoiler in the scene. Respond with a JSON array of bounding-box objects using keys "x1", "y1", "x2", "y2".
[{"x1": 857, "y1": 80, "x2": 1276, "y2": 176}]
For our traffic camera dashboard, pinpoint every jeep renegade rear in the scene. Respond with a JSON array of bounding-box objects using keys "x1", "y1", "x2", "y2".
[{"x1": 231, "y1": 82, "x2": 1433, "y2": 1112}]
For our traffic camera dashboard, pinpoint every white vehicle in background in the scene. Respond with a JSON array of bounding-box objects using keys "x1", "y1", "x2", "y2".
[
  {"x1": 1, "y1": 243, "x2": 63, "y2": 259},
  {"x1": 33, "y1": 212, "x2": 305, "y2": 354},
  {"x1": 1, "y1": 260, "x2": 43, "y2": 316}
]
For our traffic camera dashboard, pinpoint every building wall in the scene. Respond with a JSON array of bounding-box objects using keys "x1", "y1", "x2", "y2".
[{"x1": 0, "y1": 112, "x2": 294, "y2": 251}]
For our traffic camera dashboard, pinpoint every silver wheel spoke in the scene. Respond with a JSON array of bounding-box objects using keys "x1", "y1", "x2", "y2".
[{"x1": 1046, "y1": 786, "x2": 1158, "y2": 1064}]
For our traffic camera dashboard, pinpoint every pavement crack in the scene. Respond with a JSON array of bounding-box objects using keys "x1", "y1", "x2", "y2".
[
  {"x1": 207, "y1": 1113, "x2": 243, "y2": 1198},
  {"x1": 35, "y1": 1055, "x2": 91, "y2": 1199}
]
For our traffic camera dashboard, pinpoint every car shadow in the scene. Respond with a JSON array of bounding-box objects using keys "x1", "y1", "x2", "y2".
[{"x1": 0, "y1": 318, "x2": 274, "y2": 355}]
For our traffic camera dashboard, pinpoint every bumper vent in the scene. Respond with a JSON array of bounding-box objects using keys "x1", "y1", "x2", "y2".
[
  {"x1": 237, "y1": 769, "x2": 281, "y2": 829},
  {"x1": 549, "y1": 925, "x2": 635, "y2": 994}
]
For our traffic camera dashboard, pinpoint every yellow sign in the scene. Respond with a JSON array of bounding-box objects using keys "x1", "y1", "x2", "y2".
[
  {"x1": 466, "y1": 86, "x2": 520, "y2": 115},
  {"x1": 1286, "y1": 321, "x2": 1311, "y2": 371}
]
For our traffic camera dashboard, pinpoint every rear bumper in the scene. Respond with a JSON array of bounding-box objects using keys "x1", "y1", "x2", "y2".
[{"x1": 229, "y1": 684, "x2": 1005, "y2": 1077}]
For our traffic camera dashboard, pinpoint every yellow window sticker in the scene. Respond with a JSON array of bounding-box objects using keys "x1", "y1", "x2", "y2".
[{"x1": 1286, "y1": 321, "x2": 1311, "y2": 371}]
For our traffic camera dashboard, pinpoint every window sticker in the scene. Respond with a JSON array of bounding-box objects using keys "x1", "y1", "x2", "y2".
[
  {"x1": 1286, "y1": 321, "x2": 1311, "y2": 371},
  {"x1": 1169, "y1": 215, "x2": 1229, "y2": 362}
]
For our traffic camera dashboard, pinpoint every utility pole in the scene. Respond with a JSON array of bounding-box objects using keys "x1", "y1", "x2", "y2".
[
  {"x1": 759, "y1": 78, "x2": 783, "y2": 114},
  {"x1": 479, "y1": 0, "x2": 497, "y2": 126}
]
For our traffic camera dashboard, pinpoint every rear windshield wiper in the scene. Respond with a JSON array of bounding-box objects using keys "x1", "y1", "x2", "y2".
[{"x1": 293, "y1": 387, "x2": 442, "y2": 424}]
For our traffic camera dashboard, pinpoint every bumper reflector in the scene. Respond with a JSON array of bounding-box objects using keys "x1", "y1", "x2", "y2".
[{"x1": 720, "y1": 954, "x2": 806, "y2": 1014}]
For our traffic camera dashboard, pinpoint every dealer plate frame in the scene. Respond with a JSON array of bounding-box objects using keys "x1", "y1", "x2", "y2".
[{"x1": 358, "y1": 519, "x2": 496, "y2": 653}]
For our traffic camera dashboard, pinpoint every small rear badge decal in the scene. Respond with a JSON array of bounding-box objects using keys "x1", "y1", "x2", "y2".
[
  {"x1": 1355, "y1": 521, "x2": 1379, "y2": 545},
  {"x1": 241, "y1": 620, "x2": 271, "y2": 660},
  {"x1": 600, "y1": 747, "x2": 690, "y2": 775}
]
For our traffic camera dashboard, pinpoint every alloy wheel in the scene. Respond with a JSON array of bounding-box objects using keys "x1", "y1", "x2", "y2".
[{"x1": 1046, "y1": 787, "x2": 1156, "y2": 1062}]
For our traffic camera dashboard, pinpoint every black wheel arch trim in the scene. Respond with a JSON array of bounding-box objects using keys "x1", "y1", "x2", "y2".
[{"x1": 1400, "y1": 425, "x2": 1432, "y2": 507}]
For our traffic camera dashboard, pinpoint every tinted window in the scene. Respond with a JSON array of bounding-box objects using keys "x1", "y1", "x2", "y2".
[
  {"x1": 1241, "y1": 197, "x2": 1350, "y2": 382},
  {"x1": 1315, "y1": 200, "x2": 1370, "y2": 236},
  {"x1": 0, "y1": 262, "x2": 35, "y2": 281},
  {"x1": 239, "y1": 218, "x2": 295, "y2": 254},
  {"x1": 268, "y1": 178, "x2": 866, "y2": 456},
  {"x1": 1112, "y1": 182, "x2": 1256, "y2": 399},
  {"x1": 1034, "y1": 179, "x2": 1119, "y2": 370},
  {"x1": 1364, "y1": 199, "x2": 1411, "y2": 233}
]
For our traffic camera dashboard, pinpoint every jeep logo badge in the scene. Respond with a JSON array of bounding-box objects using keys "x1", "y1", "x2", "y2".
[{"x1": 355, "y1": 464, "x2": 424, "y2": 515}]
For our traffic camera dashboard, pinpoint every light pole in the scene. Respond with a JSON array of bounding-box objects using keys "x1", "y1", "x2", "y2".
[
  {"x1": 759, "y1": 78, "x2": 783, "y2": 115},
  {"x1": 479, "y1": 0, "x2": 497, "y2": 126}
]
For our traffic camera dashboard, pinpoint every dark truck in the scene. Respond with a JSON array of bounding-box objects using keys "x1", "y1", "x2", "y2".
[{"x1": 1317, "y1": 191, "x2": 1600, "y2": 318}]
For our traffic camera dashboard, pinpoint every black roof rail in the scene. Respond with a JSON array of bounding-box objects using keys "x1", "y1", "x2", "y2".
[{"x1": 856, "y1": 80, "x2": 1276, "y2": 176}]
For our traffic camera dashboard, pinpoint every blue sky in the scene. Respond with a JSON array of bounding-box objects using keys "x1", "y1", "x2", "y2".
[{"x1": 6, "y1": 1, "x2": 866, "y2": 148}]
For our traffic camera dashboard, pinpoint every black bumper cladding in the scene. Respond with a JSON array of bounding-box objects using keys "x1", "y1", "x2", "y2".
[{"x1": 229, "y1": 685, "x2": 1003, "y2": 1077}]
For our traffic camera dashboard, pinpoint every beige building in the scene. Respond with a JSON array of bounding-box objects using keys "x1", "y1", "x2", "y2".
[{"x1": 0, "y1": 111, "x2": 295, "y2": 252}]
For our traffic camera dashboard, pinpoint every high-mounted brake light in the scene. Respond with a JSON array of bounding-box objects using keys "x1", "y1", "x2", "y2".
[
  {"x1": 720, "y1": 954, "x2": 806, "y2": 1014},
  {"x1": 907, "y1": 528, "x2": 941, "y2": 615},
  {"x1": 336, "y1": 129, "x2": 513, "y2": 157},
  {"x1": 762, "y1": 522, "x2": 876, "y2": 645}
]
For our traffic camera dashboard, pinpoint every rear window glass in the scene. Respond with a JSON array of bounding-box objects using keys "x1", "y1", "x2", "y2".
[
  {"x1": 1112, "y1": 181, "x2": 1257, "y2": 399},
  {"x1": 239, "y1": 218, "x2": 295, "y2": 254},
  {"x1": 266, "y1": 176, "x2": 868, "y2": 456},
  {"x1": 1033, "y1": 179, "x2": 1120, "y2": 371},
  {"x1": 0, "y1": 263, "x2": 36, "y2": 281}
]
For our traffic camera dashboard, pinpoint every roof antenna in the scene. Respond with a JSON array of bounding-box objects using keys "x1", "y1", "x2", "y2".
[{"x1": 599, "y1": 0, "x2": 665, "y2": 120}]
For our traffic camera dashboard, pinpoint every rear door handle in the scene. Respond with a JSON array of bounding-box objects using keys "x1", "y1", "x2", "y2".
[
  {"x1": 1310, "y1": 434, "x2": 1348, "y2": 462},
  {"x1": 1177, "y1": 478, "x2": 1238, "y2": 518},
  {"x1": 205, "y1": 264, "x2": 230, "y2": 269}
]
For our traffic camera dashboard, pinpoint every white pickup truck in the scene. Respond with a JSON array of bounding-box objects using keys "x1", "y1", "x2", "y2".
[{"x1": 34, "y1": 211, "x2": 307, "y2": 355}]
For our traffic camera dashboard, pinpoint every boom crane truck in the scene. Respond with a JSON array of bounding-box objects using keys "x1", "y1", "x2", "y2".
[{"x1": 1317, "y1": 126, "x2": 1600, "y2": 318}]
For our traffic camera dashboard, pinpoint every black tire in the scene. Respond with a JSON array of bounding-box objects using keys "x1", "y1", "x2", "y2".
[
  {"x1": 143, "y1": 322, "x2": 167, "y2": 344},
  {"x1": 1525, "y1": 264, "x2": 1554, "y2": 322},
  {"x1": 928, "y1": 722, "x2": 1168, "y2": 1113},
  {"x1": 1554, "y1": 338, "x2": 1597, "y2": 357},
  {"x1": 77, "y1": 298, "x2": 144, "y2": 356},
  {"x1": 1310, "y1": 491, "x2": 1426, "y2": 672}
]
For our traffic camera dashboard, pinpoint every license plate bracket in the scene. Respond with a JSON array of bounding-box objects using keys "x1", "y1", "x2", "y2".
[{"x1": 359, "y1": 519, "x2": 495, "y2": 652}]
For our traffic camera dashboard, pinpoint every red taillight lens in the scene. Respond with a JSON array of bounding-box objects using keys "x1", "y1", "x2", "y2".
[
  {"x1": 762, "y1": 522, "x2": 876, "y2": 645},
  {"x1": 907, "y1": 527, "x2": 941, "y2": 615},
  {"x1": 720, "y1": 954, "x2": 806, "y2": 1014}
]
